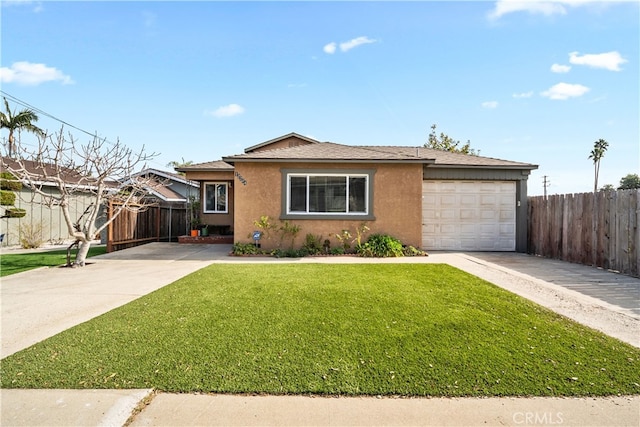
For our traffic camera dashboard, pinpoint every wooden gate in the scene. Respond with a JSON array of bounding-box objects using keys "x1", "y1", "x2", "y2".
[{"x1": 106, "y1": 202, "x2": 187, "y2": 252}]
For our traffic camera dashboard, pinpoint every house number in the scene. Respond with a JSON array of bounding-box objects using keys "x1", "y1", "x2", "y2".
[{"x1": 235, "y1": 171, "x2": 247, "y2": 185}]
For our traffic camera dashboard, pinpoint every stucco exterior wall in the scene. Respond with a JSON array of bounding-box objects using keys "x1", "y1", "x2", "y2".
[
  {"x1": 232, "y1": 162, "x2": 423, "y2": 250},
  {"x1": 183, "y1": 171, "x2": 234, "y2": 229}
]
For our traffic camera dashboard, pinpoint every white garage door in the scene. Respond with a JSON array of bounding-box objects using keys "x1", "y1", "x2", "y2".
[{"x1": 422, "y1": 180, "x2": 516, "y2": 251}]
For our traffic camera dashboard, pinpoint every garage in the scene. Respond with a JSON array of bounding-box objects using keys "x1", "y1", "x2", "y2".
[{"x1": 422, "y1": 180, "x2": 516, "y2": 251}]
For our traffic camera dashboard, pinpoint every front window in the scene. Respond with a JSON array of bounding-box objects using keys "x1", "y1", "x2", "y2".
[
  {"x1": 287, "y1": 173, "x2": 368, "y2": 215},
  {"x1": 203, "y1": 182, "x2": 228, "y2": 213}
]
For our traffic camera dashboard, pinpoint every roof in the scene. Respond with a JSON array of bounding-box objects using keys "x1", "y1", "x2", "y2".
[
  {"x1": 0, "y1": 156, "x2": 105, "y2": 189},
  {"x1": 129, "y1": 168, "x2": 200, "y2": 202},
  {"x1": 243, "y1": 132, "x2": 321, "y2": 153},
  {"x1": 134, "y1": 168, "x2": 200, "y2": 187},
  {"x1": 363, "y1": 146, "x2": 538, "y2": 169},
  {"x1": 223, "y1": 141, "x2": 537, "y2": 170},
  {"x1": 176, "y1": 160, "x2": 234, "y2": 172},
  {"x1": 144, "y1": 180, "x2": 188, "y2": 202},
  {"x1": 224, "y1": 142, "x2": 433, "y2": 164}
]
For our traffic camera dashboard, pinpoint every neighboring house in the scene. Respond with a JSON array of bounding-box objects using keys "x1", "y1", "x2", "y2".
[
  {"x1": 106, "y1": 168, "x2": 201, "y2": 246},
  {"x1": 178, "y1": 133, "x2": 538, "y2": 252},
  {"x1": 132, "y1": 168, "x2": 200, "y2": 206},
  {"x1": 0, "y1": 156, "x2": 103, "y2": 246}
]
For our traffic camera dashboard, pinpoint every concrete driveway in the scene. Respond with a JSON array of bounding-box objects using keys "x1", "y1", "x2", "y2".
[{"x1": 1, "y1": 243, "x2": 230, "y2": 359}]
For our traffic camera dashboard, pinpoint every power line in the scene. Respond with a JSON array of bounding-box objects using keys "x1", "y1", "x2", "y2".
[
  {"x1": 542, "y1": 175, "x2": 551, "y2": 199},
  {"x1": 0, "y1": 90, "x2": 115, "y2": 144},
  {"x1": 0, "y1": 90, "x2": 178, "y2": 171}
]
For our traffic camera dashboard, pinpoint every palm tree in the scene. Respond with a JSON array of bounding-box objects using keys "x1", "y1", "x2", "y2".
[
  {"x1": 166, "y1": 158, "x2": 194, "y2": 175},
  {"x1": 0, "y1": 97, "x2": 46, "y2": 158},
  {"x1": 588, "y1": 138, "x2": 609, "y2": 193}
]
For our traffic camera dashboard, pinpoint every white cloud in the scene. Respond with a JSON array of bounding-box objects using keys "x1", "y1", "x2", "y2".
[
  {"x1": 323, "y1": 42, "x2": 337, "y2": 55},
  {"x1": 540, "y1": 82, "x2": 590, "y2": 100},
  {"x1": 2, "y1": 0, "x2": 44, "y2": 12},
  {"x1": 488, "y1": 0, "x2": 567, "y2": 20},
  {"x1": 0, "y1": 61, "x2": 73, "y2": 86},
  {"x1": 339, "y1": 36, "x2": 377, "y2": 52},
  {"x1": 512, "y1": 91, "x2": 534, "y2": 98},
  {"x1": 481, "y1": 101, "x2": 499, "y2": 109},
  {"x1": 569, "y1": 51, "x2": 627, "y2": 71},
  {"x1": 487, "y1": 0, "x2": 621, "y2": 20},
  {"x1": 551, "y1": 63, "x2": 571, "y2": 73},
  {"x1": 205, "y1": 104, "x2": 245, "y2": 118},
  {"x1": 324, "y1": 36, "x2": 377, "y2": 54}
]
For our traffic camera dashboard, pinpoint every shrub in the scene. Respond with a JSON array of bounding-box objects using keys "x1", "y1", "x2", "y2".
[
  {"x1": 271, "y1": 248, "x2": 307, "y2": 258},
  {"x1": 4, "y1": 207, "x2": 26, "y2": 218},
  {"x1": 335, "y1": 229, "x2": 352, "y2": 252},
  {"x1": 303, "y1": 234, "x2": 323, "y2": 255},
  {"x1": 19, "y1": 221, "x2": 45, "y2": 249},
  {"x1": 357, "y1": 233, "x2": 404, "y2": 258},
  {"x1": 0, "y1": 172, "x2": 22, "y2": 192},
  {"x1": 403, "y1": 245, "x2": 428, "y2": 257},
  {"x1": 0, "y1": 190, "x2": 16, "y2": 206},
  {"x1": 330, "y1": 247, "x2": 345, "y2": 255},
  {"x1": 231, "y1": 242, "x2": 261, "y2": 255}
]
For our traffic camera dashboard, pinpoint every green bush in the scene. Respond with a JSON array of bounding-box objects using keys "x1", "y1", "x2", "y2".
[
  {"x1": 0, "y1": 172, "x2": 22, "y2": 192},
  {"x1": 403, "y1": 245, "x2": 428, "y2": 257},
  {"x1": 231, "y1": 242, "x2": 261, "y2": 255},
  {"x1": 4, "y1": 208, "x2": 26, "y2": 218},
  {"x1": 302, "y1": 234, "x2": 324, "y2": 255},
  {"x1": 272, "y1": 248, "x2": 308, "y2": 258},
  {"x1": 0, "y1": 190, "x2": 16, "y2": 206},
  {"x1": 357, "y1": 233, "x2": 404, "y2": 258}
]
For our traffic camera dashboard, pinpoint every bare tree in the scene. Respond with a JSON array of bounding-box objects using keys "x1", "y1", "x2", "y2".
[{"x1": 2, "y1": 127, "x2": 158, "y2": 266}]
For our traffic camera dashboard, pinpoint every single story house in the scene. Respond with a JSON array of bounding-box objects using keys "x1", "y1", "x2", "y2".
[{"x1": 178, "y1": 133, "x2": 538, "y2": 252}]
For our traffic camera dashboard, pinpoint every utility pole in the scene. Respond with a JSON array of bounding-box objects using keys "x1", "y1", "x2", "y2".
[{"x1": 542, "y1": 175, "x2": 550, "y2": 200}]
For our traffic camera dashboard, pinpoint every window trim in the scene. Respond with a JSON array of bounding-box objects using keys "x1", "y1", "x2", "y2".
[
  {"x1": 281, "y1": 168, "x2": 375, "y2": 220},
  {"x1": 202, "y1": 181, "x2": 229, "y2": 214}
]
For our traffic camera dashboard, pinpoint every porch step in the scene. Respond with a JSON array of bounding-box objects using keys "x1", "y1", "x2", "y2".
[{"x1": 178, "y1": 235, "x2": 234, "y2": 244}]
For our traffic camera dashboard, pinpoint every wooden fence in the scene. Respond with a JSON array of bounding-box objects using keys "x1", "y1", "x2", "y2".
[
  {"x1": 528, "y1": 189, "x2": 639, "y2": 277},
  {"x1": 107, "y1": 202, "x2": 188, "y2": 252}
]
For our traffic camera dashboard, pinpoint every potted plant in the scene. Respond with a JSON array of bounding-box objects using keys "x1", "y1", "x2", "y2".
[{"x1": 190, "y1": 218, "x2": 201, "y2": 237}]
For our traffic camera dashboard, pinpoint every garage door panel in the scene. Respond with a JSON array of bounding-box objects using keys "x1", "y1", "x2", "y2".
[
  {"x1": 500, "y1": 209, "x2": 515, "y2": 220},
  {"x1": 460, "y1": 209, "x2": 476, "y2": 220},
  {"x1": 422, "y1": 180, "x2": 516, "y2": 251}
]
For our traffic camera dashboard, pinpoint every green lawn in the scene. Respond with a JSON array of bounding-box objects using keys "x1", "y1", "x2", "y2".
[
  {"x1": 1, "y1": 264, "x2": 638, "y2": 396},
  {"x1": 0, "y1": 246, "x2": 107, "y2": 277}
]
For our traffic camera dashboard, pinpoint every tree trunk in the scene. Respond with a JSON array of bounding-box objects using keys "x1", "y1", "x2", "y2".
[{"x1": 74, "y1": 239, "x2": 92, "y2": 267}]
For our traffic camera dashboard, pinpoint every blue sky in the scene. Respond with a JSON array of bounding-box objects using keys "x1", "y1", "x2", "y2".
[{"x1": 1, "y1": 1, "x2": 638, "y2": 196}]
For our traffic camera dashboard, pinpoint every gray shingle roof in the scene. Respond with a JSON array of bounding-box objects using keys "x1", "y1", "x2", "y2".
[
  {"x1": 223, "y1": 142, "x2": 537, "y2": 169},
  {"x1": 362, "y1": 146, "x2": 537, "y2": 169},
  {"x1": 176, "y1": 160, "x2": 234, "y2": 172},
  {"x1": 223, "y1": 142, "x2": 431, "y2": 164}
]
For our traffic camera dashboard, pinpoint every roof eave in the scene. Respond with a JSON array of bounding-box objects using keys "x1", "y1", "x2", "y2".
[
  {"x1": 223, "y1": 158, "x2": 434, "y2": 165},
  {"x1": 428, "y1": 164, "x2": 539, "y2": 170}
]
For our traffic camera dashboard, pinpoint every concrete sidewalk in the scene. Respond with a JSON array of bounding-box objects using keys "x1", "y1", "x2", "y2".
[{"x1": 1, "y1": 243, "x2": 639, "y2": 426}]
